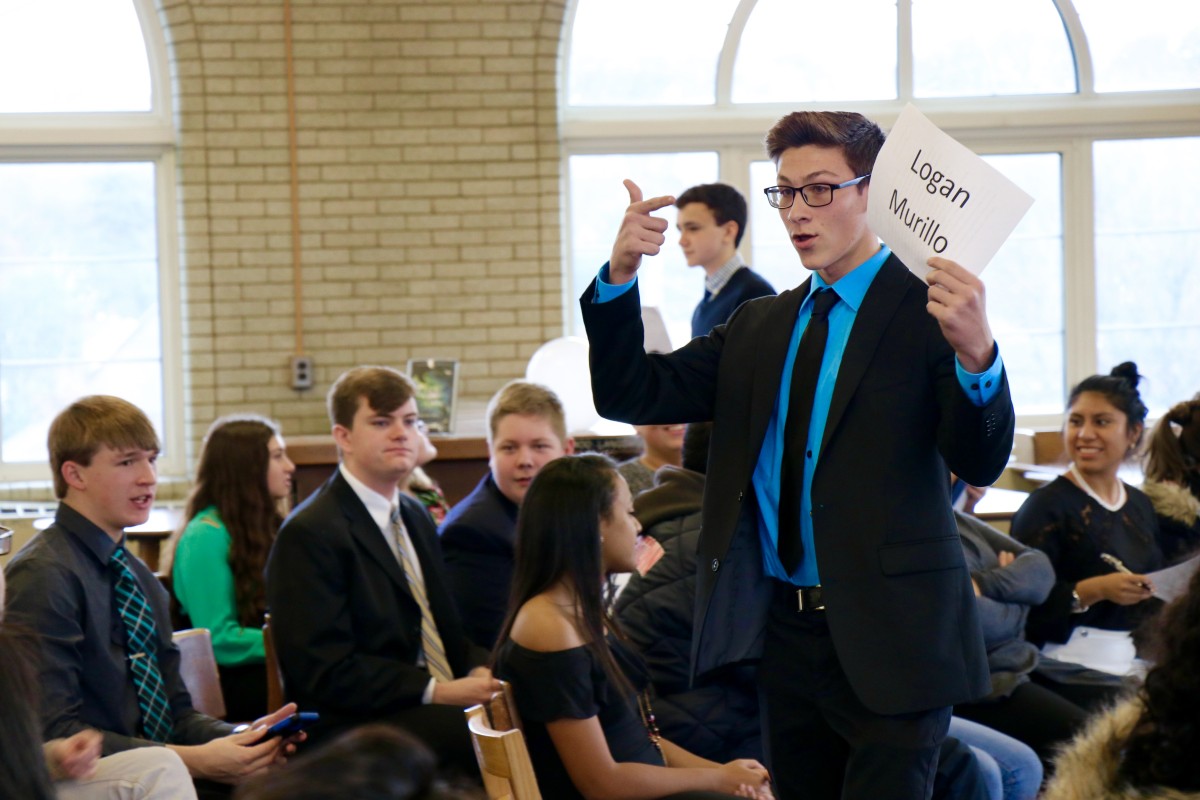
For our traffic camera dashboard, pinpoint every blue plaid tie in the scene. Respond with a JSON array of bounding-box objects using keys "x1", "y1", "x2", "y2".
[{"x1": 110, "y1": 546, "x2": 173, "y2": 742}]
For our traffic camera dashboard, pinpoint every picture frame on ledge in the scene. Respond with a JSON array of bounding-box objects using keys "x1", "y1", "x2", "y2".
[{"x1": 407, "y1": 358, "x2": 459, "y2": 434}]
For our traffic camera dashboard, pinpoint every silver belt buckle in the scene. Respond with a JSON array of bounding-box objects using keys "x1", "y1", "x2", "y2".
[{"x1": 796, "y1": 586, "x2": 824, "y2": 611}]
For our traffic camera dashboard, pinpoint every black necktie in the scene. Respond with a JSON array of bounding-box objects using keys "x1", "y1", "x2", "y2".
[{"x1": 777, "y1": 289, "x2": 839, "y2": 576}]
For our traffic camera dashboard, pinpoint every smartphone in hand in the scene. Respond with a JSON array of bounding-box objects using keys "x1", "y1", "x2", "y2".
[{"x1": 264, "y1": 711, "x2": 319, "y2": 739}]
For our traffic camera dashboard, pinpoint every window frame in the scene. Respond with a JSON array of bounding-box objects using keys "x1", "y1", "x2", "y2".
[{"x1": 0, "y1": 0, "x2": 183, "y2": 479}]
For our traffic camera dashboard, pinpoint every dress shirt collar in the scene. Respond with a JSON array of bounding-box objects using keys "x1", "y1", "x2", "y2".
[
  {"x1": 704, "y1": 252, "x2": 746, "y2": 297},
  {"x1": 54, "y1": 501, "x2": 123, "y2": 565},
  {"x1": 803, "y1": 243, "x2": 890, "y2": 312},
  {"x1": 338, "y1": 462, "x2": 400, "y2": 532}
]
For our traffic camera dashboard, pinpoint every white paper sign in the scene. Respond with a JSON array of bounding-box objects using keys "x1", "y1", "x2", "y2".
[{"x1": 867, "y1": 104, "x2": 1034, "y2": 278}]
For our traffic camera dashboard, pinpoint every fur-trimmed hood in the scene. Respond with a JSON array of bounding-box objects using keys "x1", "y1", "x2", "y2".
[
  {"x1": 1142, "y1": 480, "x2": 1200, "y2": 525},
  {"x1": 1042, "y1": 697, "x2": 1200, "y2": 800}
]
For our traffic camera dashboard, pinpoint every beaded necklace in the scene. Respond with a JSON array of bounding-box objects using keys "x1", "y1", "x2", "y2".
[{"x1": 637, "y1": 690, "x2": 668, "y2": 766}]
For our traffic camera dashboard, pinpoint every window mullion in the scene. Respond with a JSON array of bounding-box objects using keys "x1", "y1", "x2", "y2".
[{"x1": 1062, "y1": 138, "x2": 1097, "y2": 395}]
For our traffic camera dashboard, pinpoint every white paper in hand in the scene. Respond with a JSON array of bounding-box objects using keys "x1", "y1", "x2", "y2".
[{"x1": 867, "y1": 104, "x2": 1034, "y2": 279}]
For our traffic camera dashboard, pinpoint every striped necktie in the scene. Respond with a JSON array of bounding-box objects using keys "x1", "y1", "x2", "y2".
[
  {"x1": 109, "y1": 546, "x2": 173, "y2": 742},
  {"x1": 389, "y1": 505, "x2": 454, "y2": 683}
]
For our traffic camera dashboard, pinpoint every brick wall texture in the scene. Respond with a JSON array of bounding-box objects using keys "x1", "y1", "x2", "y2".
[{"x1": 161, "y1": 0, "x2": 569, "y2": 457}]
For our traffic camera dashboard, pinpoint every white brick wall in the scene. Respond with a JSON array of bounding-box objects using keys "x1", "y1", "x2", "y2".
[{"x1": 166, "y1": 0, "x2": 568, "y2": 459}]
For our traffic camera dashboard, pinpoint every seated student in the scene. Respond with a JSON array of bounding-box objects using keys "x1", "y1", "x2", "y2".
[
  {"x1": 440, "y1": 380, "x2": 574, "y2": 649},
  {"x1": 617, "y1": 424, "x2": 685, "y2": 497},
  {"x1": 492, "y1": 453, "x2": 772, "y2": 799},
  {"x1": 616, "y1": 423, "x2": 758, "y2": 761},
  {"x1": 265, "y1": 366, "x2": 497, "y2": 776},
  {"x1": 2, "y1": 558, "x2": 197, "y2": 800},
  {"x1": 674, "y1": 183, "x2": 775, "y2": 338},
  {"x1": 1012, "y1": 363, "x2": 1164, "y2": 703},
  {"x1": 616, "y1": 428, "x2": 1022, "y2": 799},
  {"x1": 2, "y1": 396, "x2": 300, "y2": 798},
  {"x1": 1141, "y1": 394, "x2": 1200, "y2": 565},
  {"x1": 1042, "y1": 564, "x2": 1200, "y2": 799},
  {"x1": 953, "y1": 505, "x2": 1114, "y2": 770},
  {"x1": 171, "y1": 415, "x2": 295, "y2": 722}
]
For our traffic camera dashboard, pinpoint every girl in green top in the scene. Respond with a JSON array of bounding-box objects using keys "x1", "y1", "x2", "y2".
[{"x1": 171, "y1": 415, "x2": 294, "y2": 722}]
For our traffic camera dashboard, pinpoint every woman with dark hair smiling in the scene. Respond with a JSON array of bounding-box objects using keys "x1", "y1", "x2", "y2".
[
  {"x1": 492, "y1": 454, "x2": 771, "y2": 799},
  {"x1": 171, "y1": 414, "x2": 295, "y2": 721},
  {"x1": 1012, "y1": 363, "x2": 1164, "y2": 708}
]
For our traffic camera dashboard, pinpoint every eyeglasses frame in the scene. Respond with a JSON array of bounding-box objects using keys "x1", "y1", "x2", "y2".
[{"x1": 763, "y1": 174, "x2": 872, "y2": 209}]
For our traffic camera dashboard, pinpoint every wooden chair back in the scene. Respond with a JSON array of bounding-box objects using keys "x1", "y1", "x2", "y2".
[
  {"x1": 488, "y1": 679, "x2": 522, "y2": 732},
  {"x1": 262, "y1": 613, "x2": 285, "y2": 710},
  {"x1": 172, "y1": 628, "x2": 226, "y2": 719},
  {"x1": 465, "y1": 702, "x2": 542, "y2": 800}
]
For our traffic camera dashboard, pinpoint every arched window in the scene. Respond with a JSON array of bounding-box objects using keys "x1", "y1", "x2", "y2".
[
  {"x1": 0, "y1": 0, "x2": 180, "y2": 477},
  {"x1": 562, "y1": 0, "x2": 1200, "y2": 421}
]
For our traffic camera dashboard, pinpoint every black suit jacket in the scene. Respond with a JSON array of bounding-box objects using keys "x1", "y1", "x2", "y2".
[
  {"x1": 439, "y1": 473, "x2": 520, "y2": 650},
  {"x1": 265, "y1": 470, "x2": 487, "y2": 733},
  {"x1": 582, "y1": 256, "x2": 1015, "y2": 715}
]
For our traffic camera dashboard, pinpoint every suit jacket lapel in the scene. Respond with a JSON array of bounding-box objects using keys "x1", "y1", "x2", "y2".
[
  {"x1": 822, "y1": 256, "x2": 911, "y2": 453},
  {"x1": 329, "y1": 472, "x2": 412, "y2": 597}
]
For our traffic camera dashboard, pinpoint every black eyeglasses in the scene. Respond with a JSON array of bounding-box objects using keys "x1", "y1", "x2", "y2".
[
  {"x1": 763, "y1": 174, "x2": 871, "y2": 209},
  {"x1": 0, "y1": 525, "x2": 13, "y2": 556}
]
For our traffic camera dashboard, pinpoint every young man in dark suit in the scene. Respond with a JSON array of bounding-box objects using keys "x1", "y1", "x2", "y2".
[
  {"x1": 581, "y1": 112, "x2": 1015, "y2": 799},
  {"x1": 265, "y1": 366, "x2": 497, "y2": 776}
]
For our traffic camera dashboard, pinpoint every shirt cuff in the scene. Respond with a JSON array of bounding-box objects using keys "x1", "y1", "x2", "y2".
[
  {"x1": 594, "y1": 262, "x2": 637, "y2": 303},
  {"x1": 955, "y1": 345, "x2": 1004, "y2": 407},
  {"x1": 422, "y1": 677, "x2": 436, "y2": 705}
]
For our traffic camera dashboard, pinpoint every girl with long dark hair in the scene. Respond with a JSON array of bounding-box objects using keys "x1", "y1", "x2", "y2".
[
  {"x1": 491, "y1": 454, "x2": 771, "y2": 799},
  {"x1": 171, "y1": 414, "x2": 295, "y2": 721}
]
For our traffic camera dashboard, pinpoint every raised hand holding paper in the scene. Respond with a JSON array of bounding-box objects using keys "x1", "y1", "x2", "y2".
[{"x1": 867, "y1": 104, "x2": 1034, "y2": 278}]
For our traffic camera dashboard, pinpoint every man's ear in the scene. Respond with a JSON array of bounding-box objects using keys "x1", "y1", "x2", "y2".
[
  {"x1": 61, "y1": 461, "x2": 87, "y2": 492},
  {"x1": 563, "y1": 436, "x2": 576, "y2": 455},
  {"x1": 723, "y1": 220, "x2": 739, "y2": 245},
  {"x1": 332, "y1": 424, "x2": 352, "y2": 453}
]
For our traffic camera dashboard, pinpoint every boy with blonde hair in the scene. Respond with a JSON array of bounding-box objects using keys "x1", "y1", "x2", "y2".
[{"x1": 440, "y1": 380, "x2": 574, "y2": 648}]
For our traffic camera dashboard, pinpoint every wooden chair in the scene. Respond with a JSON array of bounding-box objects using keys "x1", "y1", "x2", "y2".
[
  {"x1": 465, "y1": 696, "x2": 541, "y2": 800},
  {"x1": 172, "y1": 628, "x2": 226, "y2": 719},
  {"x1": 262, "y1": 613, "x2": 285, "y2": 710}
]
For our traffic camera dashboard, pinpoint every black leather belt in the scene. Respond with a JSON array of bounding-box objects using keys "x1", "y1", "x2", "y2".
[{"x1": 795, "y1": 585, "x2": 824, "y2": 612}]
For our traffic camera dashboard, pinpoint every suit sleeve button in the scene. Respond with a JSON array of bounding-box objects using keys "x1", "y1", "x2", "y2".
[{"x1": 711, "y1": 558, "x2": 719, "y2": 572}]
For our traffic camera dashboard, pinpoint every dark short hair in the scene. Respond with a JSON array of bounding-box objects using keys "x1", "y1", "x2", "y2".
[
  {"x1": 765, "y1": 111, "x2": 886, "y2": 180},
  {"x1": 675, "y1": 183, "x2": 748, "y2": 247},
  {"x1": 1068, "y1": 361, "x2": 1149, "y2": 448},
  {"x1": 327, "y1": 366, "x2": 416, "y2": 430},
  {"x1": 47, "y1": 396, "x2": 160, "y2": 499},
  {"x1": 681, "y1": 422, "x2": 713, "y2": 475}
]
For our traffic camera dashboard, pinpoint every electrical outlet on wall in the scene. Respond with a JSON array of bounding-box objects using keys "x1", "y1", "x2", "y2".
[{"x1": 290, "y1": 355, "x2": 314, "y2": 390}]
